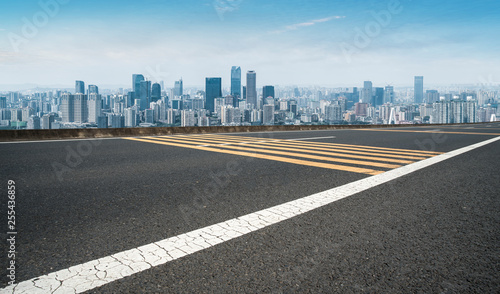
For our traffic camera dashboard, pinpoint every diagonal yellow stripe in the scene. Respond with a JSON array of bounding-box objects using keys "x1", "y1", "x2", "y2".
[
  {"x1": 150, "y1": 136, "x2": 402, "y2": 169},
  {"x1": 178, "y1": 135, "x2": 431, "y2": 160},
  {"x1": 124, "y1": 137, "x2": 385, "y2": 175},
  {"x1": 196, "y1": 134, "x2": 442, "y2": 156},
  {"x1": 157, "y1": 135, "x2": 416, "y2": 164}
]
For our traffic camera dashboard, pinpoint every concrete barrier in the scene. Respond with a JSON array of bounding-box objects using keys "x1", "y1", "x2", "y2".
[{"x1": 0, "y1": 122, "x2": 495, "y2": 142}]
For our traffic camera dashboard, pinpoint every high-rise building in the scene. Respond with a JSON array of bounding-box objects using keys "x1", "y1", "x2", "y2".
[
  {"x1": 74, "y1": 94, "x2": 88, "y2": 123},
  {"x1": 325, "y1": 104, "x2": 342, "y2": 122},
  {"x1": 0, "y1": 96, "x2": 7, "y2": 108},
  {"x1": 87, "y1": 94, "x2": 102, "y2": 123},
  {"x1": 354, "y1": 102, "x2": 368, "y2": 117},
  {"x1": 139, "y1": 80, "x2": 151, "y2": 110},
  {"x1": 426, "y1": 90, "x2": 439, "y2": 104},
  {"x1": 414, "y1": 76, "x2": 424, "y2": 104},
  {"x1": 372, "y1": 87, "x2": 384, "y2": 107},
  {"x1": 174, "y1": 79, "x2": 183, "y2": 97},
  {"x1": 231, "y1": 66, "x2": 241, "y2": 105},
  {"x1": 181, "y1": 110, "x2": 196, "y2": 127},
  {"x1": 27, "y1": 116, "x2": 40, "y2": 129},
  {"x1": 132, "y1": 74, "x2": 145, "y2": 97},
  {"x1": 75, "y1": 81, "x2": 85, "y2": 94},
  {"x1": 205, "y1": 77, "x2": 222, "y2": 113},
  {"x1": 262, "y1": 85, "x2": 275, "y2": 100},
  {"x1": 60, "y1": 94, "x2": 74, "y2": 122},
  {"x1": 152, "y1": 83, "x2": 161, "y2": 102},
  {"x1": 362, "y1": 81, "x2": 372, "y2": 103},
  {"x1": 61, "y1": 93, "x2": 88, "y2": 123},
  {"x1": 41, "y1": 114, "x2": 54, "y2": 129},
  {"x1": 242, "y1": 86, "x2": 247, "y2": 100},
  {"x1": 246, "y1": 71, "x2": 257, "y2": 108},
  {"x1": 262, "y1": 104, "x2": 274, "y2": 125},
  {"x1": 88, "y1": 85, "x2": 99, "y2": 95},
  {"x1": 384, "y1": 86, "x2": 394, "y2": 104}
]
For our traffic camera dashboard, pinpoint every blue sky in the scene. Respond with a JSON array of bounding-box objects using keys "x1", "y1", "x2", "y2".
[{"x1": 0, "y1": 0, "x2": 499, "y2": 89}]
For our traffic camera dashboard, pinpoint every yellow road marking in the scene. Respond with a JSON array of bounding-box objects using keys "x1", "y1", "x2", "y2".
[
  {"x1": 186, "y1": 135, "x2": 433, "y2": 159},
  {"x1": 158, "y1": 135, "x2": 416, "y2": 164},
  {"x1": 124, "y1": 137, "x2": 385, "y2": 175},
  {"x1": 150, "y1": 136, "x2": 402, "y2": 169},
  {"x1": 198, "y1": 134, "x2": 442, "y2": 155}
]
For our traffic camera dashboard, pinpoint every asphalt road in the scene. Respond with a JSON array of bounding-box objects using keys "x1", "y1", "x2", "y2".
[{"x1": 1, "y1": 123, "x2": 499, "y2": 293}]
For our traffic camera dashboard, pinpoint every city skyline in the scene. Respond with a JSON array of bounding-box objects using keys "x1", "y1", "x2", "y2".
[{"x1": 1, "y1": 0, "x2": 499, "y2": 89}]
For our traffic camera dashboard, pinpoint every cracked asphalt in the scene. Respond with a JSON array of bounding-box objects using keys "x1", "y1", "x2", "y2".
[{"x1": 1, "y1": 124, "x2": 499, "y2": 293}]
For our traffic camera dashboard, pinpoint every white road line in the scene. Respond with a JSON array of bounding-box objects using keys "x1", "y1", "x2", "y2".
[
  {"x1": 285, "y1": 136, "x2": 336, "y2": 141},
  {"x1": 2, "y1": 136, "x2": 500, "y2": 294}
]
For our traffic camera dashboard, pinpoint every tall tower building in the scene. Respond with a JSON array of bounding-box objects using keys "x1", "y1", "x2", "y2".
[
  {"x1": 151, "y1": 83, "x2": 161, "y2": 102},
  {"x1": 75, "y1": 81, "x2": 85, "y2": 94},
  {"x1": 139, "y1": 80, "x2": 151, "y2": 110},
  {"x1": 88, "y1": 85, "x2": 99, "y2": 95},
  {"x1": 384, "y1": 86, "x2": 394, "y2": 104},
  {"x1": 414, "y1": 76, "x2": 424, "y2": 104},
  {"x1": 132, "y1": 74, "x2": 145, "y2": 97},
  {"x1": 262, "y1": 86, "x2": 275, "y2": 99},
  {"x1": 174, "y1": 79, "x2": 183, "y2": 97},
  {"x1": 246, "y1": 71, "x2": 257, "y2": 109},
  {"x1": 263, "y1": 104, "x2": 274, "y2": 125},
  {"x1": 60, "y1": 94, "x2": 74, "y2": 122},
  {"x1": 0, "y1": 96, "x2": 6, "y2": 108},
  {"x1": 373, "y1": 87, "x2": 384, "y2": 107},
  {"x1": 205, "y1": 77, "x2": 222, "y2": 113},
  {"x1": 88, "y1": 94, "x2": 102, "y2": 123},
  {"x1": 231, "y1": 66, "x2": 241, "y2": 105},
  {"x1": 362, "y1": 81, "x2": 372, "y2": 103},
  {"x1": 73, "y1": 94, "x2": 88, "y2": 123}
]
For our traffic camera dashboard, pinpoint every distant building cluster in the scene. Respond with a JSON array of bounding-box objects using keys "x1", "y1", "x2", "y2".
[{"x1": 0, "y1": 72, "x2": 499, "y2": 130}]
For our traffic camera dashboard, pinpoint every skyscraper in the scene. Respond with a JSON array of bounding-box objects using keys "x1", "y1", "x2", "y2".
[
  {"x1": 75, "y1": 81, "x2": 85, "y2": 94},
  {"x1": 246, "y1": 71, "x2": 257, "y2": 109},
  {"x1": 414, "y1": 76, "x2": 424, "y2": 104},
  {"x1": 174, "y1": 79, "x2": 183, "y2": 97},
  {"x1": 88, "y1": 85, "x2": 99, "y2": 95},
  {"x1": 263, "y1": 104, "x2": 274, "y2": 125},
  {"x1": 132, "y1": 74, "x2": 145, "y2": 97},
  {"x1": 362, "y1": 81, "x2": 372, "y2": 104},
  {"x1": 88, "y1": 94, "x2": 102, "y2": 123},
  {"x1": 60, "y1": 94, "x2": 74, "y2": 122},
  {"x1": 231, "y1": 66, "x2": 241, "y2": 105},
  {"x1": 205, "y1": 77, "x2": 222, "y2": 112},
  {"x1": 152, "y1": 83, "x2": 161, "y2": 102},
  {"x1": 262, "y1": 86, "x2": 275, "y2": 99},
  {"x1": 139, "y1": 80, "x2": 151, "y2": 110},
  {"x1": 373, "y1": 87, "x2": 384, "y2": 107},
  {"x1": 384, "y1": 86, "x2": 394, "y2": 104},
  {"x1": 0, "y1": 96, "x2": 6, "y2": 108},
  {"x1": 73, "y1": 94, "x2": 88, "y2": 123}
]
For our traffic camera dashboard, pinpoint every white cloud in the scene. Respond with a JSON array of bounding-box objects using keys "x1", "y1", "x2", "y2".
[{"x1": 270, "y1": 15, "x2": 345, "y2": 34}]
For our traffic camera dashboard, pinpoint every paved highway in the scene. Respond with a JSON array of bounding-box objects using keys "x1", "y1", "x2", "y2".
[{"x1": 1, "y1": 124, "x2": 499, "y2": 293}]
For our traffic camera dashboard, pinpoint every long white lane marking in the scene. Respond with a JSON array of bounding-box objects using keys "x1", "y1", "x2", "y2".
[
  {"x1": 2, "y1": 136, "x2": 500, "y2": 294},
  {"x1": 285, "y1": 136, "x2": 336, "y2": 141}
]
